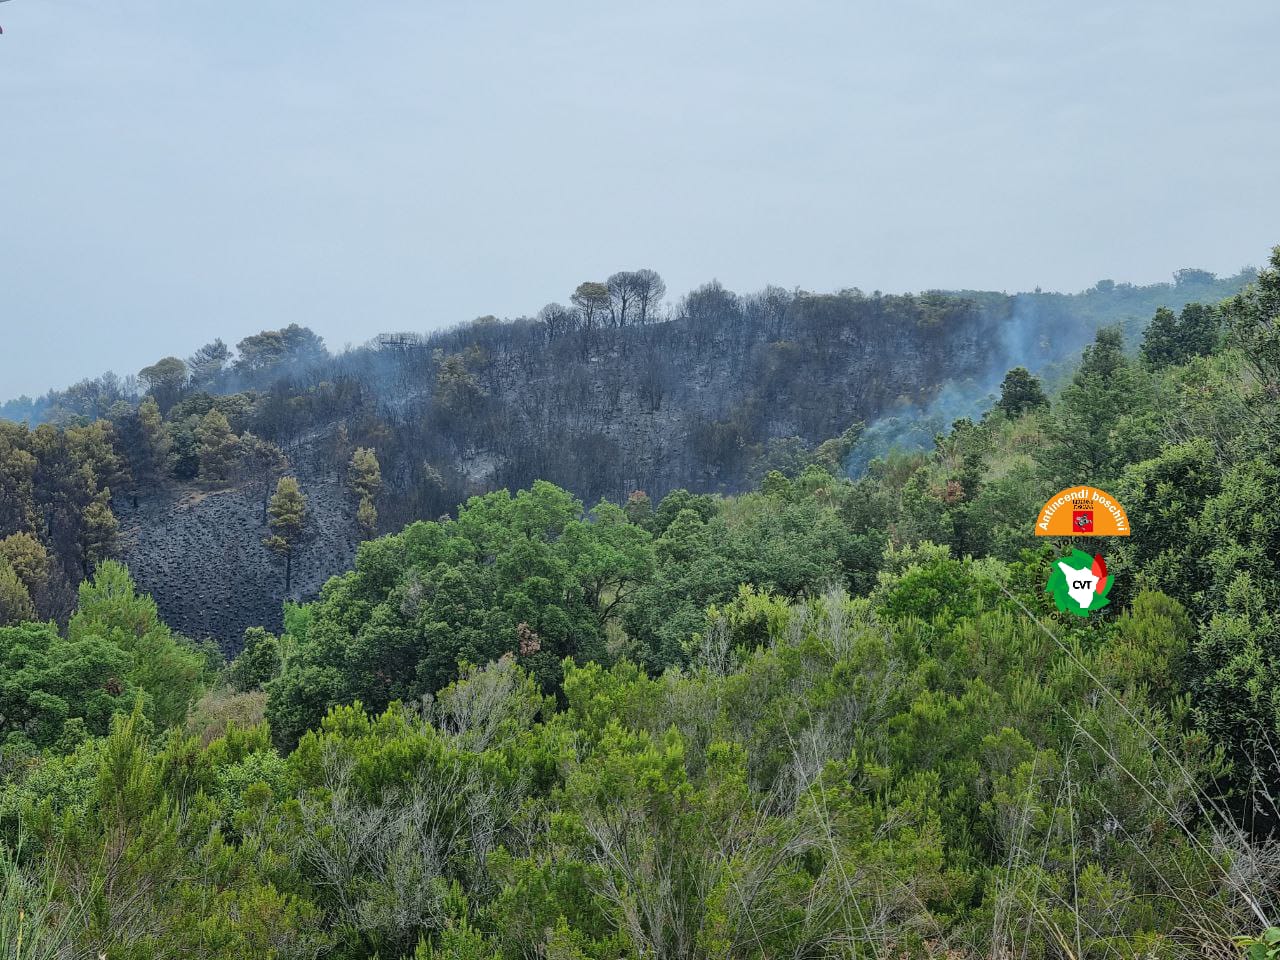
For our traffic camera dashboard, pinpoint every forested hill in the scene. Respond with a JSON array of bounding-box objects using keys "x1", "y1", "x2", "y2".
[
  {"x1": 4, "y1": 250, "x2": 1280, "y2": 957},
  {"x1": 0, "y1": 266, "x2": 1254, "y2": 645}
]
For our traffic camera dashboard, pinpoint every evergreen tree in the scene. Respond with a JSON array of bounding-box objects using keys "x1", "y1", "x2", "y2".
[
  {"x1": 265, "y1": 476, "x2": 307, "y2": 594},
  {"x1": 137, "y1": 356, "x2": 188, "y2": 414},
  {"x1": 356, "y1": 495, "x2": 378, "y2": 540},
  {"x1": 1177, "y1": 301, "x2": 1221, "y2": 358},
  {"x1": 79, "y1": 490, "x2": 118, "y2": 574},
  {"x1": 1140, "y1": 306, "x2": 1182, "y2": 368},
  {"x1": 0, "y1": 531, "x2": 49, "y2": 601},
  {"x1": 228, "y1": 625, "x2": 282, "y2": 692},
  {"x1": 196, "y1": 408, "x2": 239, "y2": 484},
  {"x1": 186, "y1": 338, "x2": 231, "y2": 388},
  {"x1": 995, "y1": 366, "x2": 1049, "y2": 417},
  {"x1": 68, "y1": 560, "x2": 205, "y2": 730},
  {"x1": 0, "y1": 561, "x2": 35, "y2": 626},
  {"x1": 0, "y1": 621, "x2": 135, "y2": 749},
  {"x1": 135, "y1": 395, "x2": 171, "y2": 488},
  {"x1": 1142, "y1": 303, "x2": 1221, "y2": 368},
  {"x1": 347, "y1": 447, "x2": 382, "y2": 539},
  {"x1": 1038, "y1": 326, "x2": 1151, "y2": 482},
  {"x1": 348, "y1": 447, "x2": 382, "y2": 502}
]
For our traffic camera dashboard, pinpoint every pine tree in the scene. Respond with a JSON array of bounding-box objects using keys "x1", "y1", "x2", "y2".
[
  {"x1": 0, "y1": 532, "x2": 49, "y2": 600},
  {"x1": 349, "y1": 448, "x2": 381, "y2": 539},
  {"x1": 1142, "y1": 303, "x2": 1223, "y2": 369},
  {"x1": 136, "y1": 396, "x2": 171, "y2": 488},
  {"x1": 348, "y1": 447, "x2": 382, "y2": 502},
  {"x1": 356, "y1": 495, "x2": 378, "y2": 540},
  {"x1": 196, "y1": 408, "x2": 239, "y2": 485},
  {"x1": 79, "y1": 490, "x2": 118, "y2": 574},
  {"x1": 265, "y1": 476, "x2": 307, "y2": 594},
  {"x1": 0, "y1": 561, "x2": 35, "y2": 626},
  {"x1": 1038, "y1": 327, "x2": 1148, "y2": 482},
  {"x1": 995, "y1": 366, "x2": 1049, "y2": 417}
]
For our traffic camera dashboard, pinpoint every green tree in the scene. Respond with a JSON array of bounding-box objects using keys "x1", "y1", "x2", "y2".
[
  {"x1": 1038, "y1": 326, "x2": 1156, "y2": 483},
  {"x1": 0, "y1": 532, "x2": 49, "y2": 603},
  {"x1": 66, "y1": 420, "x2": 130, "y2": 495},
  {"x1": 137, "y1": 356, "x2": 188, "y2": 414},
  {"x1": 1223, "y1": 245, "x2": 1280, "y2": 435},
  {"x1": 1140, "y1": 306, "x2": 1181, "y2": 368},
  {"x1": 234, "y1": 323, "x2": 326, "y2": 377},
  {"x1": 265, "y1": 476, "x2": 307, "y2": 594},
  {"x1": 0, "y1": 621, "x2": 135, "y2": 750},
  {"x1": 68, "y1": 560, "x2": 204, "y2": 730},
  {"x1": 135, "y1": 395, "x2": 172, "y2": 487},
  {"x1": 349, "y1": 447, "x2": 382, "y2": 539},
  {"x1": 810, "y1": 421, "x2": 864, "y2": 472},
  {"x1": 624, "y1": 489, "x2": 652, "y2": 525},
  {"x1": 267, "y1": 481, "x2": 655, "y2": 747},
  {"x1": 435, "y1": 352, "x2": 486, "y2": 419},
  {"x1": 570, "y1": 281, "x2": 610, "y2": 334},
  {"x1": 196, "y1": 408, "x2": 239, "y2": 485},
  {"x1": 78, "y1": 490, "x2": 118, "y2": 574},
  {"x1": 1141, "y1": 303, "x2": 1221, "y2": 368},
  {"x1": 995, "y1": 366, "x2": 1049, "y2": 417},
  {"x1": 348, "y1": 447, "x2": 382, "y2": 502},
  {"x1": 356, "y1": 496, "x2": 378, "y2": 540},
  {"x1": 0, "y1": 562, "x2": 35, "y2": 626},
  {"x1": 186, "y1": 338, "x2": 231, "y2": 388},
  {"x1": 227, "y1": 626, "x2": 282, "y2": 692}
]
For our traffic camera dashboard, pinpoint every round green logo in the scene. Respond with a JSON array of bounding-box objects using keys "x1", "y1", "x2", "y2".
[{"x1": 1046, "y1": 550, "x2": 1112, "y2": 617}]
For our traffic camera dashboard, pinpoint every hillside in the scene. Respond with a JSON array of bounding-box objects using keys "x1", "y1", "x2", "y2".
[
  {"x1": 2, "y1": 248, "x2": 1280, "y2": 958},
  {"x1": 0, "y1": 268, "x2": 1255, "y2": 648},
  {"x1": 115, "y1": 469, "x2": 357, "y2": 642}
]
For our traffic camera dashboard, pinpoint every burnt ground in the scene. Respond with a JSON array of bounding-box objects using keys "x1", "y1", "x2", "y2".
[{"x1": 116, "y1": 463, "x2": 359, "y2": 655}]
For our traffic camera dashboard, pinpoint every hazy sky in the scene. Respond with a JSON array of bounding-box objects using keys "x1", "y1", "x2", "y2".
[{"x1": 2, "y1": 1, "x2": 1277, "y2": 398}]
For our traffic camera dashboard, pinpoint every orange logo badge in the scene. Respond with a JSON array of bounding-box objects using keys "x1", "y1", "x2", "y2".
[{"x1": 1035, "y1": 486, "x2": 1130, "y2": 537}]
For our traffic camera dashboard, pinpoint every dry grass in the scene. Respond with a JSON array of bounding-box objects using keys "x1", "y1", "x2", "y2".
[{"x1": 184, "y1": 685, "x2": 268, "y2": 745}]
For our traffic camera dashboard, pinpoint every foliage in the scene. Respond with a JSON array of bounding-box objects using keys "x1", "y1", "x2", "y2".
[
  {"x1": 995, "y1": 365, "x2": 1049, "y2": 417},
  {"x1": 67, "y1": 560, "x2": 207, "y2": 730},
  {"x1": 0, "y1": 420, "x2": 120, "y2": 616},
  {"x1": 0, "y1": 620, "x2": 135, "y2": 752},
  {"x1": 1237, "y1": 928, "x2": 1280, "y2": 960},
  {"x1": 350, "y1": 447, "x2": 382, "y2": 538},
  {"x1": 266, "y1": 475, "x2": 308, "y2": 593},
  {"x1": 0, "y1": 562, "x2": 35, "y2": 626},
  {"x1": 196, "y1": 407, "x2": 239, "y2": 484},
  {"x1": 227, "y1": 626, "x2": 282, "y2": 693},
  {"x1": 267, "y1": 481, "x2": 654, "y2": 748},
  {"x1": 0, "y1": 253, "x2": 1278, "y2": 956}
]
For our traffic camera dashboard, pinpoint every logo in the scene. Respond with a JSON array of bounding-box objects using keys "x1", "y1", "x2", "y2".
[
  {"x1": 1035, "y1": 486, "x2": 1130, "y2": 537},
  {"x1": 1047, "y1": 550, "x2": 1112, "y2": 617}
]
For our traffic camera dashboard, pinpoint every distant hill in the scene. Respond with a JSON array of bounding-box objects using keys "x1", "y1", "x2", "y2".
[{"x1": 0, "y1": 266, "x2": 1255, "y2": 646}]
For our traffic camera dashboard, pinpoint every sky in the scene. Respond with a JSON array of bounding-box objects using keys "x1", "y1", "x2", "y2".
[{"x1": 1, "y1": 1, "x2": 1277, "y2": 399}]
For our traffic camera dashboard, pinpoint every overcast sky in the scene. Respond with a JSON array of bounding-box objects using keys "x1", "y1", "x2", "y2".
[{"x1": 1, "y1": 1, "x2": 1277, "y2": 398}]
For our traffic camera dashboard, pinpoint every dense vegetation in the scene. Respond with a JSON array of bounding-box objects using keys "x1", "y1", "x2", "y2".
[
  {"x1": 1, "y1": 251, "x2": 1279, "y2": 956},
  {"x1": 1, "y1": 267, "x2": 1251, "y2": 522},
  {"x1": 0, "y1": 268, "x2": 1251, "y2": 644}
]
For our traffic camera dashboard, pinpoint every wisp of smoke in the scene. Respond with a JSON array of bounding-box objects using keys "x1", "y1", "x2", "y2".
[
  {"x1": 843, "y1": 294, "x2": 1052, "y2": 478},
  {"x1": 844, "y1": 378, "x2": 998, "y2": 477}
]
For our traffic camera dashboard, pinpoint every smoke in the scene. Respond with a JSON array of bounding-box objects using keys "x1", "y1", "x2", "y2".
[
  {"x1": 843, "y1": 293, "x2": 1051, "y2": 478},
  {"x1": 843, "y1": 378, "x2": 999, "y2": 477}
]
